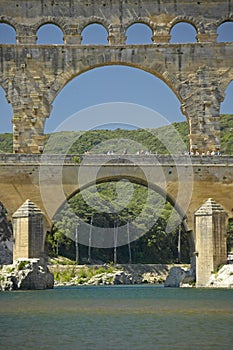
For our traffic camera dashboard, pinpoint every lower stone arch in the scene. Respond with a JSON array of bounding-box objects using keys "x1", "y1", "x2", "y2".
[{"x1": 50, "y1": 174, "x2": 195, "y2": 261}]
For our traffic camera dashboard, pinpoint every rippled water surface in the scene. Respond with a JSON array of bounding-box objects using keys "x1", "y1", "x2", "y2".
[{"x1": 0, "y1": 285, "x2": 232, "y2": 350}]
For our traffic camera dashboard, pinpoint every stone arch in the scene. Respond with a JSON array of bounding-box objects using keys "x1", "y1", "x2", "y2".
[
  {"x1": 125, "y1": 17, "x2": 155, "y2": 32},
  {"x1": 125, "y1": 21, "x2": 154, "y2": 44},
  {"x1": 0, "y1": 76, "x2": 11, "y2": 101},
  {"x1": 81, "y1": 22, "x2": 109, "y2": 45},
  {"x1": 168, "y1": 16, "x2": 200, "y2": 36},
  {"x1": 80, "y1": 16, "x2": 111, "y2": 34},
  {"x1": 217, "y1": 19, "x2": 233, "y2": 42},
  {"x1": 69, "y1": 177, "x2": 187, "y2": 225},
  {"x1": 216, "y1": 15, "x2": 233, "y2": 28},
  {"x1": 0, "y1": 15, "x2": 19, "y2": 33},
  {"x1": 0, "y1": 21, "x2": 17, "y2": 44},
  {"x1": 218, "y1": 68, "x2": 233, "y2": 99},
  {"x1": 32, "y1": 17, "x2": 67, "y2": 38},
  {"x1": 220, "y1": 77, "x2": 233, "y2": 112},
  {"x1": 47, "y1": 62, "x2": 183, "y2": 107},
  {"x1": 52, "y1": 174, "x2": 195, "y2": 254},
  {"x1": 0, "y1": 74, "x2": 22, "y2": 117}
]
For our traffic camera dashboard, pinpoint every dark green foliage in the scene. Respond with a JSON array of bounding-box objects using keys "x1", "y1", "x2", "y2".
[
  {"x1": 0, "y1": 115, "x2": 232, "y2": 154},
  {"x1": 17, "y1": 261, "x2": 28, "y2": 271},
  {"x1": 46, "y1": 125, "x2": 188, "y2": 155},
  {"x1": 227, "y1": 219, "x2": 233, "y2": 253},
  {"x1": 0, "y1": 133, "x2": 13, "y2": 153},
  {"x1": 47, "y1": 182, "x2": 190, "y2": 264},
  {"x1": 220, "y1": 114, "x2": 233, "y2": 155}
]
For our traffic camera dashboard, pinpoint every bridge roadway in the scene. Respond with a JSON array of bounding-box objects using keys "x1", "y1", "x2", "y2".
[{"x1": 0, "y1": 154, "x2": 232, "y2": 231}]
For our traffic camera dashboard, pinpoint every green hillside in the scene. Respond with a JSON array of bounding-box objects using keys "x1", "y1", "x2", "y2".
[{"x1": 0, "y1": 114, "x2": 232, "y2": 154}]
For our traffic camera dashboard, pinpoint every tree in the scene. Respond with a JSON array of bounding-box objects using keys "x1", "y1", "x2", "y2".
[{"x1": 47, "y1": 182, "x2": 190, "y2": 264}]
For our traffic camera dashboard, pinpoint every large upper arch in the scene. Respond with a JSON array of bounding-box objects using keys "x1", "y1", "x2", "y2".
[{"x1": 48, "y1": 61, "x2": 182, "y2": 106}]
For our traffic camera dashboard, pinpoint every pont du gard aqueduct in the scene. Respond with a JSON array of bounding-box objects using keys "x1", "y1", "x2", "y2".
[{"x1": 0, "y1": 0, "x2": 232, "y2": 287}]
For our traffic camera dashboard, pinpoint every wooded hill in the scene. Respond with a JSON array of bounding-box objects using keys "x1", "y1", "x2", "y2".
[{"x1": 0, "y1": 114, "x2": 232, "y2": 154}]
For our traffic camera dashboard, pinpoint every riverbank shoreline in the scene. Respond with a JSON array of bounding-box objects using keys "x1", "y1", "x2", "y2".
[{"x1": 48, "y1": 262, "x2": 191, "y2": 287}]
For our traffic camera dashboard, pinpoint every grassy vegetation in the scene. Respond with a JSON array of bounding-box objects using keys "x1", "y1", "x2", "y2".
[
  {"x1": 17, "y1": 260, "x2": 29, "y2": 271},
  {"x1": 51, "y1": 262, "x2": 116, "y2": 285}
]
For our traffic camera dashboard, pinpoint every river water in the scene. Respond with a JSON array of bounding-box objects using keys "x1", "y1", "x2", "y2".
[{"x1": 0, "y1": 285, "x2": 232, "y2": 350}]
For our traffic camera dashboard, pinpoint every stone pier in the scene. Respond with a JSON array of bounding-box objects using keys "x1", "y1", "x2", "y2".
[
  {"x1": 195, "y1": 198, "x2": 228, "y2": 287},
  {"x1": 13, "y1": 199, "x2": 45, "y2": 261}
]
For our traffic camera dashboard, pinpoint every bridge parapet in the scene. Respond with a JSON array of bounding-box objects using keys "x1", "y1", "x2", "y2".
[{"x1": 0, "y1": 154, "x2": 233, "y2": 166}]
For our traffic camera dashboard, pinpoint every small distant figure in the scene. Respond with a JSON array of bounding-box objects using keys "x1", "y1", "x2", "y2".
[{"x1": 122, "y1": 148, "x2": 128, "y2": 155}]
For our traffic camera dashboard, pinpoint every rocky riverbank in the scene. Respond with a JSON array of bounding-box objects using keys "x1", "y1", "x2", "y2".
[
  {"x1": 49, "y1": 262, "x2": 188, "y2": 287},
  {"x1": 1, "y1": 257, "x2": 232, "y2": 290},
  {"x1": 0, "y1": 258, "x2": 54, "y2": 291},
  {"x1": 207, "y1": 264, "x2": 233, "y2": 288}
]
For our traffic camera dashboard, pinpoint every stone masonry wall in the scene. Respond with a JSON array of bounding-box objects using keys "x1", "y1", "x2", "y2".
[{"x1": 0, "y1": 1, "x2": 232, "y2": 153}]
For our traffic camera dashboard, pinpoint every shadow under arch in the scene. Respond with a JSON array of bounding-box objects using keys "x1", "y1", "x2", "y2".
[{"x1": 51, "y1": 174, "x2": 195, "y2": 255}]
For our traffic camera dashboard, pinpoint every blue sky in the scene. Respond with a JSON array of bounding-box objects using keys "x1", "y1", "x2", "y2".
[{"x1": 0, "y1": 21, "x2": 232, "y2": 133}]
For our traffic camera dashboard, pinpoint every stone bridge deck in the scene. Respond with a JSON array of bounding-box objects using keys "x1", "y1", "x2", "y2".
[
  {"x1": 0, "y1": 154, "x2": 232, "y2": 230},
  {"x1": 0, "y1": 153, "x2": 233, "y2": 165}
]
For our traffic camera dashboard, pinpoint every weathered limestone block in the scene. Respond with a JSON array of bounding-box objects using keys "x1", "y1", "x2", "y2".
[
  {"x1": 195, "y1": 198, "x2": 228, "y2": 287},
  {"x1": 0, "y1": 258, "x2": 54, "y2": 291},
  {"x1": 13, "y1": 200, "x2": 45, "y2": 261},
  {"x1": 207, "y1": 264, "x2": 233, "y2": 288},
  {"x1": 164, "y1": 266, "x2": 195, "y2": 287}
]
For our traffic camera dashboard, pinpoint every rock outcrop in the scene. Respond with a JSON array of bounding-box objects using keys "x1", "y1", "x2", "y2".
[
  {"x1": 0, "y1": 259, "x2": 54, "y2": 291},
  {"x1": 207, "y1": 265, "x2": 233, "y2": 288},
  {"x1": 164, "y1": 266, "x2": 195, "y2": 287}
]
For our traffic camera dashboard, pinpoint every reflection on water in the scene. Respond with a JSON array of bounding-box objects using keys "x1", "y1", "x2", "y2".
[{"x1": 0, "y1": 285, "x2": 232, "y2": 350}]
